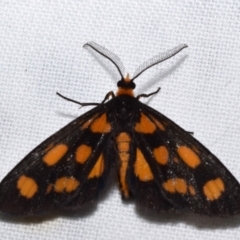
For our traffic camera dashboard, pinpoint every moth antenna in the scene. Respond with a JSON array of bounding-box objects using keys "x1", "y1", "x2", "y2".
[
  {"x1": 84, "y1": 41, "x2": 125, "y2": 79},
  {"x1": 131, "y1": 44, "x2": 188, "y2": 81}
]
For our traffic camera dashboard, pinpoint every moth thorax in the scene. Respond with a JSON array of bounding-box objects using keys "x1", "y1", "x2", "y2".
[{"x1": 115, "y1": 95, "x2": 135, "y2": 120}]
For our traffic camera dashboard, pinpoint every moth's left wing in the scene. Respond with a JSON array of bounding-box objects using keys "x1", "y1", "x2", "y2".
[
  {"x1": 128, "y1": 104, "x2": 240, "y2": 217},
  {"x1": 0, "y1": 104, "x2": 115, "y2": 216}
]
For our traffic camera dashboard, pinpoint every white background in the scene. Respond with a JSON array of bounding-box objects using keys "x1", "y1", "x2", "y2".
[{"x1": 1, "y1": 1, "x2": 240, "y2": 239}]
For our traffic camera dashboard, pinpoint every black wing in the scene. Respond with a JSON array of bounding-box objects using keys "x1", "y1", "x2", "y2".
[
  {"x1": 0, "y1": 103, "x2": 115, "y2": 216},
  {"x1": 127, "y1": 103, "x2": 240, "y2": 217}
]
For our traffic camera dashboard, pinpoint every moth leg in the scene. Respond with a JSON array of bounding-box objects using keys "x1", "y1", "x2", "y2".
[
  {"x1": 56, "y1": 92, "x2": 100, "y2": 106},
  {"x1": 101, "y1": 91, "x2": 115, "y2": 104},
  {"x1": 136, "y1": 87, "x2": 161, "y2": 100}
]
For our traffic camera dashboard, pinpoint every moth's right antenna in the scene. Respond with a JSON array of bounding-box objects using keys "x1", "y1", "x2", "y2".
[{"x1": 131, "y1": 44, "x2": 188, "y2": 81}]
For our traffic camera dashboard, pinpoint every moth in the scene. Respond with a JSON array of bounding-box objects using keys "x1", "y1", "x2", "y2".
[{"x1": 1, "y1": 42, "x2": 240, "y2": 217}]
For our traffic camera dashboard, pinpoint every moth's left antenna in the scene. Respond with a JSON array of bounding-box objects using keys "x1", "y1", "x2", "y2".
[{"x1": 84, "y1": 42, "x2": 125, "y2": 79}]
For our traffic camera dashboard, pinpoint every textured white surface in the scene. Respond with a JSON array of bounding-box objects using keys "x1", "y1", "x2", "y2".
[{"x1": 1, "y1": 1, "x2": 240, "y2": 239}]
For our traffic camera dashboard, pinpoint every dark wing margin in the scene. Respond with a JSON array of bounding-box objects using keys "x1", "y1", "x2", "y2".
[
  {"x1": 0, "y1": 104, "x2": 114, "y2": 216},
  {"x1": 128, "y1": 103, "x2": 240, "y2": 217}
]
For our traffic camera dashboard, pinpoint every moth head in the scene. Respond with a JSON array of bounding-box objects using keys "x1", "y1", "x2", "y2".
[
  {"x1": 83, "y1": 41, "x2": 188, "y2": 94},
  {"x1": 117, "y1": 74, "x2": 136, "y2": 90}
]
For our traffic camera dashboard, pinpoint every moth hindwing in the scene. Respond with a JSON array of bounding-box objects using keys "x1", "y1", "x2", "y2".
[{"x1": 1, "y1": 41, "x2": 240, "y2": 217}]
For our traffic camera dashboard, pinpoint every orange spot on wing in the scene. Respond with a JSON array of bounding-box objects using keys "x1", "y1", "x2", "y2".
[
  {"x1": 116, "y1": 132, "x2": 131, "y2": 198},
  {"x1": 88, "y1": 154, "x2": 104, "y2": 178},
  {"x1": 90, "y1": 113, "x2": 111, "y2": 133},
  {"x1": 203, "y1": 178, "x2": 225, "y2": 201},
  {"x1": 135, "y1": 113, "x2": 156, "y2": 134},
  {"x1": 153, "y1": 146, "x2": 169, "y2": 165},
  {"x1": 162, "y1": 178, "x2": 187, "y2": 194},
  {"x1": 75, "y1": 144, "x2": 92, "y2": 164},
  {"x1": 54, "y1": 177, "x2": 80, "y2": 193},
  {"x1": 134, "y1": 148, "x2": 153, "y2": 181},
  {"x1": 17, "y1": 175, "x2": 38, "y2": 199},
  {"x1": 43, "y1": 144, "x2": 68, "y2": 166},
  {"x1": 177, "y1": 146, "x2": 201, "y2": 169}
]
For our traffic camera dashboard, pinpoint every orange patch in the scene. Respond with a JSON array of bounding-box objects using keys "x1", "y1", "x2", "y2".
[
  {"x1": 153, "y1": 146, "x2": 169, "y2": 165},
  {"x1": 116, "y1": 88, "x2": 134, "y2": 97},
  {"x1": 150, "y1": 116, "x2": 165, "y2": 131},
  {"x1": 17, "y1": 175, "x2": 38, "y2": 199},
  {"x1": 116, "y1": 132, "x2": 131, "y2": 152},
  {"x1": 90, "y1": 113, "x2": 111, "y2": 133},
  {"x1": 177, "y1": 146, "x2": 201, "y2": 169},
  {"x1": 116, "y1": 132, "x2": 131, "y2": 142},
  {"x1": 116, "y1": 132, "x2": 131, "y2": 198},
  {"x1": 134, "y1": 148, "x2": 153, "y2": 181},
  {"x1": 75, "y1": 144, "x2": 92, "y2": 164},
  {"x1": 119, "y1": 158, "x2": 129, "y2": 198},
  {"x1": 188, "y1": 185, "x2": 196, "y2": 196},
  {"x1": 162, "y1": 178, "x2": 187, "y2": 194},
  {"x1": 54, "y1": 177, "x2": 80, "y2": 193},
  {"x1": 88, "y1": 154, "x2": 104, "y2": 178},
  {"x1": 203, "y1": 178, "x2": 225, "y2": 201},
  {"x1": 135, "y1": 113, "x2": 156, "y2": 134},
  {"x1": 43, "y1": 143, "x2": 68, "y2": 166}
]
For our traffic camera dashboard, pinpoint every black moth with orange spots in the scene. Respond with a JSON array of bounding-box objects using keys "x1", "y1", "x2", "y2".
[{"x1": 1, "y1": 42, "x2": 240, "y2": 217}]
